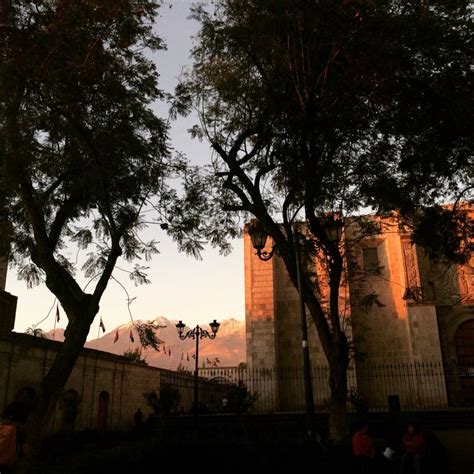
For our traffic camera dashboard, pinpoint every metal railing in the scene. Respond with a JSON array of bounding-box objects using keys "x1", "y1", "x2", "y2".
[
  {"x1": 185, "y1": 362, "x2": 474, "y2": 414},
  {"x1": 158, "y1": 369, "x2": 227, "y2": 413}
]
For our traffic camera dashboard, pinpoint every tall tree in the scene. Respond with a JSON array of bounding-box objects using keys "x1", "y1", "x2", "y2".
[
  {"x1": 0, "y1": 0, "x2": 226, "y2": 464},
  {"x1": 181, "y1": 0, "x2": 473, "y2": 440}
]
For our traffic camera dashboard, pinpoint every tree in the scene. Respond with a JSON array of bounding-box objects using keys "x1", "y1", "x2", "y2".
[
  {"x1": 227, "y1": 380, "x2": 258, "y2": 414},
  {"x1": 123, "y1": 347, "x2": 148, "y2": 365},
  {"x1": 181, "y1": 0, "x2": 473, "y2": 441},
  {"x1": 144, "y1": 385, "x2": 181, "y2": 416},
  {"x1": 0, "y1": 0, "x2": 226, "y2": 463},
  {"x1": 58, "y1": 389, "x2": 81, "y2": 436}
]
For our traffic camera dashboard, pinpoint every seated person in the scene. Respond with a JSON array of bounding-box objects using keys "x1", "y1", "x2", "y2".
[{"x1": 352, "y1": 422, "x2": 375, "y2": 472}]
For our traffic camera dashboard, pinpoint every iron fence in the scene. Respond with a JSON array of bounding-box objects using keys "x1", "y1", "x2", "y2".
[
  {"x1": 188, "y1": 362, "x2": 474, "y2": 414},
  {"x1": 158, "y1": 369, "x2": 227, "y2": 413}
]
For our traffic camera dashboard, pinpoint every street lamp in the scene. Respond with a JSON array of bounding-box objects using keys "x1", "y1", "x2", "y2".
[
  {"x1": 321, "y1": 214, "x2": 343, "y2": 246},
  {"x1": 175, "y1": 320, "x2": 220, "y2": 414},
  {"x1": 248, "y1": 217, "x2": 343, "y2": 437},
  {"x1": 248, "y1": 220, "x2": 276, "y2": 261},
  {"x1": 247, "y1": 220, "x2": 315, "y2": 438}
]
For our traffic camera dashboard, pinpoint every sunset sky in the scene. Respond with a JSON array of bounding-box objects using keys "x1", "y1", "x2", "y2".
[{"x1": 6, "y1": 2, "x2": 246, "y2": 338}]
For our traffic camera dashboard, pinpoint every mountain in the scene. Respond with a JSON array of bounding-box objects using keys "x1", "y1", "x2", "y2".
[{"x1": 45, "y1": 317, "x2": 246, "y2": 370}]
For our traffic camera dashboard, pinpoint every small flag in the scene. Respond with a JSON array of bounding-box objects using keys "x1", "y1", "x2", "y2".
[
  {"x1": 215, "y1": 357, "x2": 220, "y2": 363},
  {"x1": 56, "y1": 304, "x2": 60, "y2": 322},
  {"x1": 213, "y1": 360, "x2": 218, "y2": 367},
  {"x1": 114, "y1": 329, "x2": 119, "y2": 343},
  {"x1": 206, "y1": 358, "x2": 212, "y2": 364},
  {"x1": 129, "y1": 329, "x2": 134, "y2": 343},
  {"x1": 99, "y1": 318, "x2": 106, "y2": 333},
  {"x1": 192, "y1": 353, "x2": 196, "y2": 360}
]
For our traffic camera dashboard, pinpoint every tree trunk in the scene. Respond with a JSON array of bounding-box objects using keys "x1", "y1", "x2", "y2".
[
  {"x1": 16, "y1": 304, "x2": 97, "y2": 473},
  {"x1": 328, "y1": 355, "x2": 349, "y2": 443}
]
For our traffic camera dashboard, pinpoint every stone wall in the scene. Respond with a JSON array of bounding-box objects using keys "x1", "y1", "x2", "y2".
[
  {"x1": 273, "y1": 254, "x2": 327, "y2": 369},
  {"x1": 244, "y1": 232, "x2": 277, "y2": 369},
  {"x1": 0, "y1": 257, "x2": 7, "y2": 291},
  {"x1": 0, "y1": 333, "x2": 213, "y2": 434},
  {"x1": 0, "y1": 290, "x2": 17, "y2": 337}
]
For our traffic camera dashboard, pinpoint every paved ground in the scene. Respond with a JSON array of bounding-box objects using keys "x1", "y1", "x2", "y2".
[
  {"x1": 434, "y1": 430, "x2": 474, "y2": 474},
  {"x1": 37, "y1": 437, "x2": 457, "y2": 474},
  {"x1": 35, "y1": 416, "x2": 473, "y2": 473}
]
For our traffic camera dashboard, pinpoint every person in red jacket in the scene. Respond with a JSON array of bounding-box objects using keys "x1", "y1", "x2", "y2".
[
  {"x1": 400, "y1": 422, "x2": 426, "y2": 474},
  {"x1": 352, "y1": 422, "x2": 375, "y2": 472}
]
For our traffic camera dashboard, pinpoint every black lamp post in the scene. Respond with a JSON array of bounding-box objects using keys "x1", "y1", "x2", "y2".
[
  {"x1": 248, "y1": 220, "x2": 315, "y2": 437},
  {"x1": 321, "y1": 214, "x2": 343, "y2": 247},
  {"x1": 175, "y1": 320, "x2": 220, "y2": 414},
  {"x1": 248, "y1": 221, "x2": 276, "y2": 261},
  {"x1": 248, "y1": 217, "x2": 343, "y2": 438}
]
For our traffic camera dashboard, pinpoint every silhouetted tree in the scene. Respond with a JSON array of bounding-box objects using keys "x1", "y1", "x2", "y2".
[
  {"x1": 144, "y1": 385, "x2": 181, "y2": 416},
  {"x1": 0, "y1": 0, "x2": 230, "y2": 463},
  {"x1": 123, "y1": 347, "x2": 148, "y2": 365},
  {"x1": 180, "y1": 0, "x2": 473, "y2": 440}
]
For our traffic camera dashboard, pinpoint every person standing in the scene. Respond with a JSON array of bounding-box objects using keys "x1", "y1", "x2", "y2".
[
  {"x1": 222, "y1": 396, "x2": 228, "y2": 413},
  {"x1": 400, "y1": 422, "x2": 426, "y2": 474},
  {"x1": 133, "y1": 408, "x2": 144, "y2": 427}
]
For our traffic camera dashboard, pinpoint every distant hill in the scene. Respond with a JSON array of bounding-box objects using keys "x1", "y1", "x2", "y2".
[{"x1": 45, "y1": 317, "x2": 246, "y2": 370}]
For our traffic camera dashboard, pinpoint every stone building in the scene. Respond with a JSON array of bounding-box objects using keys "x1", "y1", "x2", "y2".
[
  {"x1": 244, "y1": 210, "x2": 474, "y2": 410},
  {"x1": 0, "y1": 268, "x2": 220, "y2": 434}
]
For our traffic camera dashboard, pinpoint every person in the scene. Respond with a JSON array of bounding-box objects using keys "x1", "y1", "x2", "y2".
[
  {"x1": 352, "y1": 422, "x2": 375, "y2": 472},
  {"x1": 133, "y1": 408, "x2": 143, "y2": 426},
  {"x1": 348, "y1": 386, "x2": 369, "y2": 414},
  {"x1": 1, "y1": 402, "x2": 29, "y2": 471},
  {"x1": 400, "y1": 422, "x2": 426, "y2": 474}
]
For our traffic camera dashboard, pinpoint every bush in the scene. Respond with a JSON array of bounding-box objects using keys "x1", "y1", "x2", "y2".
[
  {"x1": 144, "y1": 385, "x2": 181, "y2": 416},
  {"x1": 227, "y1": 380, "x2": 258, "y2": 414}
]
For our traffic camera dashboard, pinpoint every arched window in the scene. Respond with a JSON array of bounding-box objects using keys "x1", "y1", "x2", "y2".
[
  {"x1": 3, "y1": 387, "x2": 37, "y2": 423},
  {"x1": 455, "y1": 319, "x2": 474, "y2": 402},
  {"x1": 59, "y1": 389, "x2": 81, "y2": 433},
  {"x1": 15, "y1": 386, "x2": 37, "y2": 404},
  {"x1": 98, "y1": 391, "x2": 110, "y2": 430}
]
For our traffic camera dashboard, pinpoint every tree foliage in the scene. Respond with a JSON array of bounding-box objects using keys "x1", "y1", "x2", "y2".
[
  {"x1": 144, "y1": 385, "x2": 181, "y2": 416},
  {"x1": 134, "y1": 320, "x2": 165, "y2": 351},
  {"x1": 227, "y1": 380, "x2": 258, "y2": 414},
  {"x1": 184, "y1": 0, "x2": 472, "y2": 255},
  {"x1": 0, "y1": 1, "x2": 234, "y2": 296},
  {"x1": 123, "y1": 347, "x2": 148, "y2": 365}
]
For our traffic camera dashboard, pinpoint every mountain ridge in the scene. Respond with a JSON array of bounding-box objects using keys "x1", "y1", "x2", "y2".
[{"x1": 45, "y1": 317, "x2": 246, "y2": 370}]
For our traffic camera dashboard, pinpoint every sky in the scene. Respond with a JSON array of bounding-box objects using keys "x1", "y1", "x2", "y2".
[{"x1": 6, "y1": 1, "x2": 246, "y2": 339}]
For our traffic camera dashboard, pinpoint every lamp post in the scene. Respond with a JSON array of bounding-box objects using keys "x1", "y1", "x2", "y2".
[
  {"x1": 248, "y1": 219, "x2": 315, "y2": 437},
  {"x1": 175, "y1": 320, "x2": 220, "y2": 414},
  {"x1": 248, "y1": 217, "x2": 342, "y2": 438}
]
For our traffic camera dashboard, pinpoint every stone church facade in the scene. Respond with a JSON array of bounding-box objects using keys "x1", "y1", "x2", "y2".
[{"x1": 244, "y1": 210, "x2": 474, "y2": 410}]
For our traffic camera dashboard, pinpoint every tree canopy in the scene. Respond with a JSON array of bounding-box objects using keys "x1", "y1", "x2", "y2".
[
  {"x1": 183, "y1": 0, "x2": 472, "y2": 258},
  {"x1": 0, "y1": 1, "x2": 231, "y2": 296}
]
